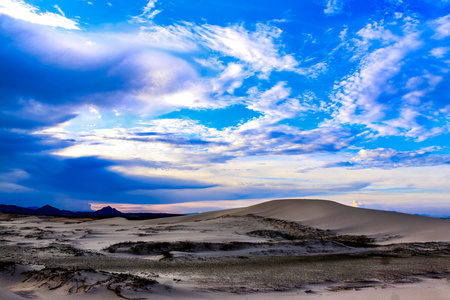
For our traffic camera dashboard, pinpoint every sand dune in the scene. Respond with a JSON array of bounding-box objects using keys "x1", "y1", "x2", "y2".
[{"x1": 150, "y1": 199, "x2": 450, "y2": 243}]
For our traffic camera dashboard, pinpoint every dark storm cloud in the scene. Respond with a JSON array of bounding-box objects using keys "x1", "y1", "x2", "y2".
[
  {"x1": 0, "y1": 110, "x2": 77, "y2": 130},
  {"x1": 0, "y1": 129, "x2": 74, "y2": 172},
  {"x1": 18, "y1": 156, "x2": 215, "y2": 196},
  {"x1": 0, "y1": 16, "x2": 126, "y2": 108}
]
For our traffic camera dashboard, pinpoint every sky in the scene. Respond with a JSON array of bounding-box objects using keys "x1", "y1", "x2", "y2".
[{"x1": 0, "y1": 0, "x2": 449, "y2": 216}]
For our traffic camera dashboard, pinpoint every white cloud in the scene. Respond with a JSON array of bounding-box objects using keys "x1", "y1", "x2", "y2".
[
  {"x1": 53, "y1": 5, "x2": 65, "y2": 17},
  {"x1": 431, "y1": 14, "x2": 450, "y2": 39},
  {"x1": 323, "y1": 15, "x2": 448, "y2": 141},
  {"x1": 385, "y1": 73, "x2": 445, "y2": 140},
  {"x1": 140, "y1": 119, "x2": 221, "y2": 138},
  {"x1": 139, "y1": 22, "x2": 299, "y2": 76},
  {"x1": 103, "y1": 49, "x2": 230, "y2": 112},
  {"x1": 0, "y1": 18, "x2": 114, "y2": 70},
  {"x1": 0, "y1": 0, "x2": 79, "y2": 29},
  {"x1": 132, "y1": 0, "x2": 162, "y2": 22},
  {"x1": 136, "y1": 22, "x2": 306, "y2": 111},
  {"x1": 405, "y1": 76, "x2": 424, "y2": 90},
  {"x1": 194, "y1": 23, "x2": 298, "y2": 76},
  {"x1": 143, "y1": 0, "x2": 157, "y2": 14},
  {"x1": 210, "y1": 63, "x2": 251, "y2": 95},
  {"x1": 194, "y1": 56, "x2": 225, "y2": 70},
  {"x1": 339, "y1": 27, "x2": 348, "y2": 41},
  {"x1": 356, "y1": 21, "x2": 398, "y2": 43},
  {"x1": 394, "y1": 12, "x2": 403, "y2": 19},
  {"x1": 439, "y1": 105, "x2": 450, "y2": 115},
  {"x1": 348, "y1": 21, "x2": 399, "y2": 61},
  {"x1": 39, "y1": 104, "x2": 354, "y2": 174},
  {"x1": 324, "y1": 0, "x2": 345, "y2": 15},
  {"x1": 327, "y1": 19, "x2": 424, "y2": 137},
  {"x1": 327, "y1": 147, "x2": 450, "y2": 169},
  {"x1": 138, "y1": 24, "x2": 199, "y2": 52},
  {"x1": 431, "y1": 46, "x2": 450, "y2": 58},
  {"x1": 401, "y1": 74, "x2": 442, "y2": 105},
  {"x1": 246, "y1": 82, "x2": 308, "y2": 119},
  {"x1": 301, "y1": 61, "x2": 328, "y2": 78}
]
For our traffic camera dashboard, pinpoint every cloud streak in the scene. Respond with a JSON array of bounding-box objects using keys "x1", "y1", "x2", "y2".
[
  {"x1": 325, "y1": 147, "x2": 450, "y2": 169},
  {"x1": 0, "y1": 0, "x2": 79, "y2": 29}
]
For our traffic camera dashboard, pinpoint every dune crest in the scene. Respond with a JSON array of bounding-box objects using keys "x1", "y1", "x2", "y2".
[{"x1": 153, "y1": 199, "x2": 450, "y2": 244}]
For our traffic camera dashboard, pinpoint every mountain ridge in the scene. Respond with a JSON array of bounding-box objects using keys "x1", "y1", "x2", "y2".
[{"x1": 0, "y1": 204, "x2": 182, "y2": 220}]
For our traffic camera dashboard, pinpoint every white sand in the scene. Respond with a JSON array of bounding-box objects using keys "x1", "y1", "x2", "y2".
[{"x1": 2, "y1": 278, "x2": 449, "y2": 300}]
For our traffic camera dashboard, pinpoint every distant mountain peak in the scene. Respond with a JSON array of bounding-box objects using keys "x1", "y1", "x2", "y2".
[
  {"x1": 34, "y1": 205, "x2": 75, "y2": 216},
  {"x1": 94, "y1": 206, "x2": 122, "y2": 215},
  {"x1": 39, "y1": 204, "x2": 57, "y2": 209},
  {"x1": 35, "y1": 205, "x2": 61, "y2": 212}
]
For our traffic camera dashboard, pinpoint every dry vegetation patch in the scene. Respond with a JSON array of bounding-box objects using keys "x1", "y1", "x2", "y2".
[
  {"x1": 103, "y1": 241, "x2": 260, "y2": 255},
  {"x1": 21, "y1": 267, "x2": 158, "y2": 299},
  {"x1": 33, "y1": 249, "x2": 450, "y2": 291},
  {"x1": 211, "y1": 214, "x2": 376, "y2": 247}
]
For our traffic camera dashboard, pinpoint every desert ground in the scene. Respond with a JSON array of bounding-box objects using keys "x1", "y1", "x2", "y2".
[{"x1": 0, "y1": 199, "x2": 449, "y2": 299}]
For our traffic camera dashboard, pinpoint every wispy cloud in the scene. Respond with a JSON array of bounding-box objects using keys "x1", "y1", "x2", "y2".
[
  {"x1": 430, "y1": 46, "x2": 450, "y2": 58},
  {"x1": 132, "y1": 0, "x2": 162, "y2": 22},
  {"x1": 324, "y1": 0, "x2": 346, "y2": 15},
  {"x1": 325, "y1": 147, "x2": 450, "y2": 169},
  {"x1": 40, "y1": 115, "x2": 354, "y2": 168},
  {"x1": 139, "y1": 22, "x2": 299, "y2": 77},
  {"x1": 431, "y1": 14, "x2": 450, "y2": 39},
  {"x1": 53, "y1": 5, "x2": 65, "y2": 17},
  {"x1": 0, "y1": 0, "x2": 79, "y2": 29},
  {"x1": 246, "y1": 82, "x2": 319, "y2": 119},
  {"x1": 324, "y1": 16, "x2": 450, "y2": 141},
  {"x1": 332, "y1": 21, "x2": 421, "y2": 127}
]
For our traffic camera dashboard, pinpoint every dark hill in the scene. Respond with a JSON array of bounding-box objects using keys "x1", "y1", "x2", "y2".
[
  {"x1": 0, "y1": 204, "x2": 183, "y2": 220},
  {"x1": 0, "y1": 204, "x2": 34, "y2": 215},
  {"x1": 93, "y1": 206, "x2": 122, "y2": 216},
  {"x1": 35, "y1": 205, "x2": 73, "y2": 216}
]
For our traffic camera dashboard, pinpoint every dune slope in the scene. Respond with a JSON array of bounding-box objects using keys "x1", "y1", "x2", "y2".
[{"x1": 150, "y1": 199, "x2": 450, "y2": 243}]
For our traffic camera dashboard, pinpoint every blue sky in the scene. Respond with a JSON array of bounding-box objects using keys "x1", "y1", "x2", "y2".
[{"x1": 1, "y1": 0, "x2": 449, "y2": 216}]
